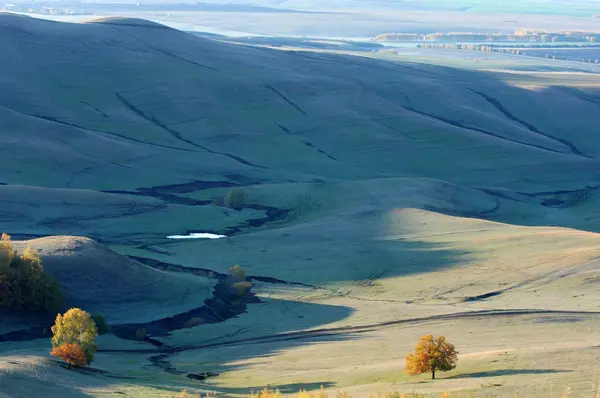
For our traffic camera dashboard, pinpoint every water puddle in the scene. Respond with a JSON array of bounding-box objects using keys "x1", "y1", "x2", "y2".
[{"x1": 167, "y1": 233, "x2": 226, "y2": 240}]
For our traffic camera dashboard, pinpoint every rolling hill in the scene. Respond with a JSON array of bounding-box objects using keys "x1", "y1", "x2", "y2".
[{"x1": 1, "y1": 12, "x2": 600, "y2": 398}]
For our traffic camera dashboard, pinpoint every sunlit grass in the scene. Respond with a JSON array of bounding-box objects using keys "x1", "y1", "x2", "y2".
[{"x1": 175, "y1": 385, "x2": 600, "y2": 398}]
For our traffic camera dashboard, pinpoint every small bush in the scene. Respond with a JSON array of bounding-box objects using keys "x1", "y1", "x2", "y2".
[
  {"x1": 51, "y1": 343, "x2": 87, "y2": 368},
  {"x1": 135, "y1": 327, "x2": 147, "y2": 341},
  {"x1": 91, "y1": 313, "x2": 109, "y2": 335},
  {"x1": 177, "y1": 389, "x2": 216, "y2": 398},
  {"x1": 245, "y1": 390, "x2": 483, "y2": 398},
  {"x1": 178, "y1": 390, "x2": 199, "y2": 398},
  {"x1": 171, "y1": 388, "x2": 581, "y2": 398},
  {"x1": 224, "y1": 188, "x2": 247, "y2": 210},
  {"x1": 228, "y1": 265, "x2": 246, "y2": 282},
  {"x1": 184, "y1": 317, "x2": 203, "y2": 328},
  {"x1": 249, "y1": 388, "x2": 281, "y2": 398},
  {"x1": 232, "y1": 281, "x2": 253, "y2": 297}
]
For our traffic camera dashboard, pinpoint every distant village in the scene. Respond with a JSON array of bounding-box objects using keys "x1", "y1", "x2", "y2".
[
  {"x1": 374, "y1": 29, "x2": 600, "y2": 43},
  {"x1": 1, "y1": 3, "x2": 92, "y2": 15}
]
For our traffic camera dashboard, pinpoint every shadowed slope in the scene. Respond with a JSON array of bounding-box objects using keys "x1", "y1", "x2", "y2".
[{"x1": 1, "y1": 13, "x2": 600, "y2": 194}]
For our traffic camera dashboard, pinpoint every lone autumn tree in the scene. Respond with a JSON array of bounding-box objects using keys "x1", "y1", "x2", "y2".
[
  {"x1": 51, "y1": 308, "x2": 98, "y2": 366},
  {"x1": 405, "y1": 334, "x2": 458, "y2": 380}
]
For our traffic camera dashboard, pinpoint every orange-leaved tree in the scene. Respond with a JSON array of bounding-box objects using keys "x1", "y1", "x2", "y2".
[
  {"x1": 405, "y1": 334, "x2": 458, "y2": 380},
  {"x1": 50, "y1": 343, "x2": 87, "y2": 368}
]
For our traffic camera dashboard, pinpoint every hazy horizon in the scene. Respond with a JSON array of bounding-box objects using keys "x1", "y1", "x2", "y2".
[{"x1": 4, "y1": 0, "x2": 600, "y2": 37}]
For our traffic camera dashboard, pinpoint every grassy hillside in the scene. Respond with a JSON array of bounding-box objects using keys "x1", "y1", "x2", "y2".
[{"x1": 1, "y1": 13, "x2": 600, "y2": 398}]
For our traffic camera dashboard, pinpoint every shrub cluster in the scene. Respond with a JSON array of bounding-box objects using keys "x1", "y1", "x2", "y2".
[
  {"x1": 184, "y1": 317, "x2": 203, "y2": 328},
  {"x1": 224, "y1": 188, "x2": 247, "y2": 210},
  {"x1": 177, "y1": 390, "x2": 216, "y2": 398},
  {"x1": 175, "y1": 388, "x2": 583, "y2": 398},
  {"x1": 91, "y1": 313, "x2": 110, "y2": 335},
  {"x1": 183, "y1": 388, "x2": 471, "y2": 398},
  {"x1": 0, "y1": 234, "x2": 64, "y2": 313},
  {"x1": 227, "y1": 265, "x2": 253, "y2": 298},
  {"x1": 228, "y1": 264, "x2": 246, "y2": 282},
  {"x1": 136, "y1": 327, "x2": 147, "y2": 340}
]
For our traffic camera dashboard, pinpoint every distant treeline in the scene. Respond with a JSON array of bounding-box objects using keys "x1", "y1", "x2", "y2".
[
  {"x1": 374, "y1": 30, "x2": 600, "y2": 43},
  {"x1": 418, "y1": 43, "x2": 600, "y2": 65},
  {"x1": 419, "y1": 43, "x2": 600, "y2": 49}
]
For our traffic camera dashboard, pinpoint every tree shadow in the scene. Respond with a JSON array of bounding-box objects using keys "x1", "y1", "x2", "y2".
[
  {"x1": 0, "y1": 362, "x2": 99, "y2": 397},
  {"x1": 447, "y1": 369, "x2": 571, "y2": 379},
  {"x1": 212, "y1": 381, "x2": 337, "y2": 395}
]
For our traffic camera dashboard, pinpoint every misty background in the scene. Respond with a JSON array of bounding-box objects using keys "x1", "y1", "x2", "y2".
[{"x1": 2, "y1": 0, "x2": 600, "y2": 38}]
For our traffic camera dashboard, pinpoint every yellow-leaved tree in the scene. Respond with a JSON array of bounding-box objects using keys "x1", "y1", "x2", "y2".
[
  {"x1": 51, "y1": 308, "x2": 98, "y2": 366},
  {"x1": 0, "y1": 233, "x2": 16, "y2": 268},
  {"x1": 405, "y1": 335, "x2": 458, "y2": 380}
]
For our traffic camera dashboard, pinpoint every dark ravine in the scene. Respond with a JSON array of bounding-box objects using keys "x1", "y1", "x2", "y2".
[
  {"x1": 148, "y1": 45, "x2": 221, "y2": 73},
  {"x1": 100, "y1": 309, "x2": 600, "y2": 357},
  {"x1": 130, "y1": 203, "x2": 291, "y2": 248},
  {"x1": 10, "y1": 108, "x2": 199, "y2": 153},
  {"x1": 135, "y1": 180, "x2": 239, "y2": 194},
  {"x1": 115, "y1": 92, "x2": 266, "y2": 169},
  {"x1": 262, "y1": 83, "x2": 308, "y2": 116},
  {"x1": 111, "y1": 278, "x2": 258, "y2": 377},
  {"x1": 111, "y1": 281, "x2": 259, "y2": 339},
  {"x1": 107, "y1": 174, "x2": 265, "y2": 197},
  {"x1": 164, "y1": 202, "x2": 291, "y2": 236},
  {"x1": 0, "y1": 324, "x2": 52, "y2": 343},
  {"x1": 249, "y1": 275, "x2": 315, "y2": 288},
  {"x1": 129, "y1": 255, "x2": 227, "y2": 279},
  {"x1": 103, "y1": 189, "x2": 211, "y2": 206},
  {"x1": 402, "y1": 105, "x2": 565, "y2": 156},
  {"x1": 519, "y1": 185, "x2": 600, "y2": 208},
  {"x1": 0, "y1": 279, "x2": 258, "y2": 344},
  {"x1": 147, "y1": 351, "x2": 221, "y2": 379},
  {"x1": 233, "y1": 203, "x2": 291, "y2": 231},
  {"x1": 461, "y1": 291, "x2": 503, "y2": 302},
  {"x1": 470, "y1": 89, "x2": 590, "y2": 159},
  {"x1": 103, "y1": 183, "x2": 292, "y2": 234},
  {"x1": 102, "y1": 179, "x2": 240, "y2": 206},
  {"x1": 80, "y1": 100, "x2": 110, "y2": 120},
  {"x1": 303, "y1": 140, "x2": 340, "y2": 162},
  {"x1": 1, "y1": 283, "x2": 249, "y2": 381},
  {"x1": 130, "y1": 255, "x2": 317, "y2": 288},
  {"x1": 563, "y1": 88, "x2": 600, "y2": 109},
  {"x1": 424, "y1": 198, "x2": 500, "y2": 220}
]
